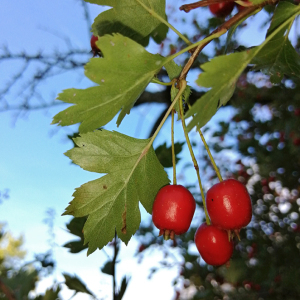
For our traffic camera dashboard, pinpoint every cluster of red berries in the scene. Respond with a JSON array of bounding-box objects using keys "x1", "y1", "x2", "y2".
[
  {"x1": 152, "y1": 179, "x2": 252, "y2": 266},
  {"x1": 209, "y1": 0, "x2": 251, "y2": 18}
]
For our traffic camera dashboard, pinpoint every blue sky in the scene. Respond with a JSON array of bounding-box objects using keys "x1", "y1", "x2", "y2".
[{"x1": 0, "y1": 0, "x2": 272, "y2": 299}]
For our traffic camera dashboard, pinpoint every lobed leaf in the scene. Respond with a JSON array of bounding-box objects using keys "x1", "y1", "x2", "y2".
[
  {"x1": 186, "y1": 50, "x2": 254, "y2": 130},
  {"x1": 63, "y1": 273, "x2": 94, "y2": 296},
  {"x1": 251, "y1": 2, "x2": 300, "y2": 83},
  {"x1": 52, "y1": 34, "x2": 167, "y2": 133},
  {"x1": 63, "y1": 130, "x2": 169, "y2": 255},
  {"x1": 85, "y1": 0, "x2": 168, "y2": 46},
  {"x1": 186, "y1": 3, "x2": 300, "y2": 130}
]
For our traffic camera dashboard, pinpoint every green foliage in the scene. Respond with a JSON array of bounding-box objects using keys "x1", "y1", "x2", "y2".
[
  {"x1": 46, "y1": 1, "x2": 300, "y2": 298},
  {"x1": 186, "y1": 4, "x2": 300, "y2": 131},
  {"x1": 63, "y1": 273, "x2": 94, "y2": 296},
  {"x1": 2, "y1": 267, "x2": 38, "y2": 300},
  {"x1": 36, "y1": 287, "x2": 61, "y2": 300},
  {"x1": 52, "y1": 34, "x2": 168, "y2": 133},
  {"x1": 155, "y1": 141, "x2": 185, "y2": 168},
  {"x1": 186, "y1": 49, "x2": 255, "y2": 130},
  {"x1": 85, "y1": 0, "x2": 168, "y2": 46},
  {"x1": 252, "y1": 2, "x2": 300, "y2": 83},
  {"x1": 63, "y1": 130, "x2": 169, "y2": 254},
  {"x1": 116, "y1": 276, "x2": 130, "y2": 300},
  {"x1": 63, "y1": 217, "x2": 88, "y2": 253}
]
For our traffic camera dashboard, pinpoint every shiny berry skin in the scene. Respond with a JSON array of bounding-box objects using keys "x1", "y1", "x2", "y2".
[
  {"x1": 90, "y1": 34, "x2": 100, "y2": 56},
  {"x1": 206, "y1": 179, "x2": 252, "y2": 230},
  {"x1": 209, "y1": 2, "x2": 234, "y2": 17},
  {"x1": 152, "y1": 185, "x2": 196, "y2": 239},
  {"x1": 194, "y1": 223, "x2": 234, "y2": 266}
]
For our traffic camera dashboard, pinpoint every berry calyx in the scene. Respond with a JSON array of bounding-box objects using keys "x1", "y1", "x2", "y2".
[
  {"x1": 90, "y1": 34, "x2": 101, "y2": 57},
  {"x1": 194, "y1": 223, "x2": 234, "y2": 266},
  {"x1": 209, "y1": 2, "x2": 234, "y2": 18},
  {"x1": 152, "y1": 185, "x2": 196, "y2": 240},
  {"x1": 206, "y1": 179, "x2": 252, "y2": 230}
]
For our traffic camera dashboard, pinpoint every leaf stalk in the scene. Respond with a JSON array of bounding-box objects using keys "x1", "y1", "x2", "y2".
[{"x1": 171, "y1": 109, "x2": 177, "y2": 185}]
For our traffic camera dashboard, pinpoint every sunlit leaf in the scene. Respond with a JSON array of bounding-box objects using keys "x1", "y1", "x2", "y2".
[
  {"x1": 52, "y1": 34, "x2": 167, "y2": 133},
  {"x1": 85, "y1": 0, "x2": 168, "y2": 46},
  {"x1": 186, "y1": 50, "x2": 255, "y2": 130},
  {"x1": 63, "y1": 130, "x2": 169, "y2": 254}
]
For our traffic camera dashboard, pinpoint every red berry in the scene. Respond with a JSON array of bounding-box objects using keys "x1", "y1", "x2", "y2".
[
  {"x1": 209, "y1": 2, "x2": 234, "y2": 17},
  {"x1": 194, "y1": 223, "x2": 234, "y2": 266},
  {"x1": 206, "y1": 179, "x2": 252, "y2": 230},
  {"x1": 90, "y1": 34, "x2": 100, "y2": 56},
  {"x1": 152, "y1": 185, "x2": 196, "y2": 239}
]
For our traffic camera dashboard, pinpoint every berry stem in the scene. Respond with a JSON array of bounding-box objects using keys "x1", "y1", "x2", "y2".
[
  {"x1": 178, "y1": 95, "x2": 210, "y2": 225},
  {"x1": 144, "y1": 80, "x2": 187, "y2": 155},
  {"x1": 187, "y1": 107, "x2": 222, "y2": 182},
  {"x1": 171, "y1": 109, "x2": 177, "y2": 185},
  {"x1": 197, "y1": 128, "x2": 222, "y2": 181}
]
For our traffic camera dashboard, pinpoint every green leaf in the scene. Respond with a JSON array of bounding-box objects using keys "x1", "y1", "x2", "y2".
[
  {"x1": 116, "y1": 276, "x2": 130, "y2": 300},
  {"x1": 186, "y1": 50, "x2": 254, "y2": 130},
  {"x1": 65, "y1": 217, "x2": 86, "y2": 238},
  {"x1": 85, "y1": 0, "x2": 168, "y2": 46},
  {"x1": 155, "y1": 142, "x2": 185, "y2": 168},
  {"x1": 266, "y1": 2, "x2": 299, "y2": 37},
  {"x1": 164, "y1": 60, "x2": 182, "y2": 80},
  {"x1": 101, "y1": 260, "x2": 114, "y2": 275},
  {"x1": 63, "y1": 240, "x2": 88, "y2": 254},
  {"x1": 186, "y1": 4, "x2": 300, "y2": 130},
  {"x1": 2, "y1": 267, "x2": 38, "y2": 300},
  {"x1": 52, "y1": 34, "x2": 167, "y2": 133},
  {"x1": 63, "y1": 273, "x2": 94, "y2": 296},
  {"x1": 42, "y1": 286, "x2": 61, "y2": 300},
  {"x1": 63, "y1": 130, "x2": 169, "y2": 254},
  {"x1": 251, "y1": 3, "x2": 300, "y2": 83},
  {"x1": 63, "y1": 217, "x2": 87, "y2": 253}
]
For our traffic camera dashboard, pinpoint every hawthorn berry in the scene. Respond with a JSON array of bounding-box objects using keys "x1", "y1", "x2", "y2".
[
  {"x1": 152, "y1": 185, "x2": 196, "y2": 240},
  {"x1": 209, "y1": 2, "x2": 234, "y2": 18},
  {"x1": 194, "y1": 223, "x2": 234, "y2": 266},
  {"x1": 206, "y1": 179, "x2": 252, "y2": 230},
  {"x1": 90, "y1": 34, "x2": 101, "y2": 56}
]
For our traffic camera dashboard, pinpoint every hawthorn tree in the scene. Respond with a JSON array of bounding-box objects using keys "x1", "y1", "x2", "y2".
[{"x1": 1, "y1": 0, "x2": 300, "y2": 299}]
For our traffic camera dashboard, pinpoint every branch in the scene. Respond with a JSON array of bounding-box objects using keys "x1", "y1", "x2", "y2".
[{"x1": 0, "y1": 47, "x2": 89, "y2": 113}]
